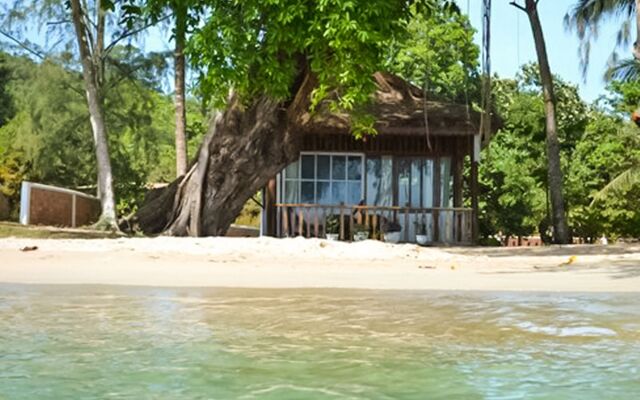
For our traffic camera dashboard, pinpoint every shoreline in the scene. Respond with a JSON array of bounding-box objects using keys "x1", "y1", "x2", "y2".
[{"x1": 1, "y1": 237, "x2": 639, "y2": 292}]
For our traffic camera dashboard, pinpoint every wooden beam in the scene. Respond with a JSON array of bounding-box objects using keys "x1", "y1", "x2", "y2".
[
  {"x1": 264, "y1": 178, "x2": 277, "y2": 236},
  {"x1": 471, "y1": 135, "x2": 480, "y2": 244}
]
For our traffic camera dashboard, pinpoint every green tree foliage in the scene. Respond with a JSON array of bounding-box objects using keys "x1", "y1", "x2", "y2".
[
  {"x1": 479, "y1": 64, "x2": 589, "y2": 240},
  {"x1": 386, "y1": 3, "x2": 479, "y2": 103},
  {"x1": 0, "y1": 50, "x2": 194, "y2": 216},
  {"x1": 566, "y1": 112, "x2": 640, "y2": 239},
  {"x1": 186, "y1": 1, "x2": 452, "y2": 124},
  {"x1": 0, "y1": 53, "x2": 14, "y2": 127}
]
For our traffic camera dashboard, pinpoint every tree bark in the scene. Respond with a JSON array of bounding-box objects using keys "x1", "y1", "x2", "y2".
[
  {"x1": 635, "y1": 0, "x2": 640, "y2": 60},
  {"x1": 134, "y1": 70, "x2": 315, "y2": 236},
  {"x1": 70, "y1": 0, "x2": 118, "y2": 229},
  {"x1": 522, "y1": 0, "x2": 570, "y2": 244},
  {"x1": 174, "y1": 8, "x2": 188, "y2": 177}
]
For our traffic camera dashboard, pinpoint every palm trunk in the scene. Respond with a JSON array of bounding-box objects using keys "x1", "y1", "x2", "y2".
[
  {"x1": 635, "y1": 0, "x2": 640, "y2": 60},
  {"x1": 134, "y1": 70, "x2": 315, "y2": 236},
  {"x1": 523, "y1": 0, "x2": 570, "y2": 244},
  {"x1": 174, "y1": 10, "x2": 188, "y2": 177},
  {"x1": 70, "y1": 0, "x2": 118, "y2": 229}
]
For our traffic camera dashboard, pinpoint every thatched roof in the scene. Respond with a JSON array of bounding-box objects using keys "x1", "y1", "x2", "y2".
[{"x1": 302, "y1": 72, "x2": 498, "y2": 137}]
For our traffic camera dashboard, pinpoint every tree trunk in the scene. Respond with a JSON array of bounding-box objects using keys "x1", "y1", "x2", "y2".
[
  {"x1": 523, "y1": 0, "x2": 570, "y2": 244},
  {"x1": 70, "y1": 0, "x2": 118, "y2": 229},
  {"x1": 134, "y1": 71, "x2": 315, "y2": 236},
  {"x1": 174, "y1": 9, "x2": 188, "y2": 177},
  {"x1": 635, "y1": 0, "x2": 640, "y2": 60}
]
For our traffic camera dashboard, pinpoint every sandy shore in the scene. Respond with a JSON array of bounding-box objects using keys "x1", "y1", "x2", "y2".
[{"x1": 0, "y1": 237, "x2": 639, "y2": 292}]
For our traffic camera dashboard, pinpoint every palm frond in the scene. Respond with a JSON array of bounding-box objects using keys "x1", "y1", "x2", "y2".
[
  {"x1": 565, "y1": 0, "x2": 635, "y2": 77},
  {"x1": 604, "y1": 57, "x2": 640, "y2": 82},
  {"x1": 591, "y1": 164, "x2": 640, "y2": 205}
]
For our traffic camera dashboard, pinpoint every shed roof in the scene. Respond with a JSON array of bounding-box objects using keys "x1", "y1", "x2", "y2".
[{"x1": 302, "y1": 72, "x2": 499, "y2": 137}]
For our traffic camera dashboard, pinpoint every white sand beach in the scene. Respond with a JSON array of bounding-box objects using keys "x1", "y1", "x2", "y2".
[{"x1": 0, "y1": 237, "x2": 639, "y2": 292}]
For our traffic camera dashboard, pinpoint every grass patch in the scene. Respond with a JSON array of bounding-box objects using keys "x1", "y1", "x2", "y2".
[
  {"x1": 0, "y1": 221, "x2": 123, "y2": 239},
  {"x1": 233, "y1": 195, "x2": 262, "y2": 228}
]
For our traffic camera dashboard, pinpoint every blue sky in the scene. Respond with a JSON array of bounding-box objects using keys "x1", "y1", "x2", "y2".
[{"x1": 463, "y1": 0, "x2": 625, "y2": 102}]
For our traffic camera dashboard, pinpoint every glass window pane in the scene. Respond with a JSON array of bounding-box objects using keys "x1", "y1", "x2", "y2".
[
  {"x1": 366, "y1": 157, "x2": 381, "y2": 206},
  {"x1": 331, "y1": 181, "x2": 346, "y2": 204},
  {"x1": 301, "y1": 181, "x2": 315, "y2": 203},
  {"x1": 316, "y1": 181, "x2": 331, "y2": 204},
  {"x1": 422, "y1": 159, "x2": 434, "y2": 208},
  {"x1": 366, "y1": 157, "x2": 393, "y2": 206},
  {"x1": 347, "y1": 156, "x2": 362, "y2": 180},
  {"x1": 332, "y1": 156, "x2": 346, "y2": 181},
  {"x1": 347, "y1": 181, "x2": 362, "y2": 205},
  {"x1": 284, "y1": 180, "x2": 299, "y2": 203},
  {"x1": 317, "y1": 155, "x2": 330, "y2": 180},
  {"x1": 397, "y1": 158, "x2": 410, "y2": 207},
  {"x1": 301, "y1": 155, "x2": 315, "y2": 180},
  {"x1": 379, "y1": 157, "x2": 393, "y2": 206},
  {"x1": 411, "y1": 159, "x2": 421, "y2": 207},
  {"x1": 284, "y1": 160, "x2": 299, "y2": 179}
]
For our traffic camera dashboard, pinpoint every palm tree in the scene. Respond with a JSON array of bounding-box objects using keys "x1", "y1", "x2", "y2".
[
  {"x1": 566, "y1": 0, "x2": 639, "y2": 74},
  {"x1": 591, "y1": 162, "x2": 640, "y2": 204},
  {"x1": 511, "y1": 0, "x2": 571, "y2": 244},
  {"x1": 567, "y1": 1, "x2": 640, "y2": 202}
]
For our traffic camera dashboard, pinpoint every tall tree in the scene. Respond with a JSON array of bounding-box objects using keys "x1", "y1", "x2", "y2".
[
  {"x1": 140, "y1": 0, "x2": 199, "y2": 177},
  {"x1": 511, "y1": 0, "x2": 570, "y2": 244},
  {"x1": 567, "y1": 0, "x2": 640, "y2": 201},
  {"x1": 1, "y1": 0, "x2": 159, "y2": 229},
  {"x1": 69, "y1": 0, "x2": 117, "y2": 229},
  {"x1": 0, "y1": 50, "x2": 178, "y2": 214},
  {"x1": 144, "y1": 0, "x2": 194, "y2": 177},
  {"x1": 133, "y1": 0, "x2": 452, "y2": 236},
  {"x1": 173, "y1": 3, "x2": 188, "y2": 177}
]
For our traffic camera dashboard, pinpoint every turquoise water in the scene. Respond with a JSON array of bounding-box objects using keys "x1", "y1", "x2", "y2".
[{"x1": 0, "y1": 285, "x2": 639, "y2": 399}]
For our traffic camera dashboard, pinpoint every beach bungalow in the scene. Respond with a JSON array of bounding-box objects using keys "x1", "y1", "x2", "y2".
[{"x1": 261, "y1": 73, "x2": 494, "y2": 245}]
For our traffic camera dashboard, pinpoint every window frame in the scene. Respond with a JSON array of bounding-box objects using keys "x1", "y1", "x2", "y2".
[{"x1": 282, "y1": 152, "x2": 365, "y2": 205}]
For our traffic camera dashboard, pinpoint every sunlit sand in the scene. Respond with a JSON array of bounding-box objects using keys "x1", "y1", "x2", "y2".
[{"x1": 1, "y1": 237, "x2": 638, "y2": 292}]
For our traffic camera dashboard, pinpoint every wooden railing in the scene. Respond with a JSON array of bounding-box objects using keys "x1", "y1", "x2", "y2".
[{"x1": 274, "y1": 203, "x2": 472, "y2": 245}]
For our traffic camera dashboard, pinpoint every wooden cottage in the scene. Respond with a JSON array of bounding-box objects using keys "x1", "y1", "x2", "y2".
[{"x1": 261, "y1": 73, "x2": 493, "y2": 245}]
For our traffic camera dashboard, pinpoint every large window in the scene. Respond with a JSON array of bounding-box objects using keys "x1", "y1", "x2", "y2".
[{"x1": 283, "y1": 154, "x2": 364, "y2": 205}]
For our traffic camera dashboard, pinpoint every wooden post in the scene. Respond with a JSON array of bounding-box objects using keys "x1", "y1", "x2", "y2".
[
  {"x1": 453, "y1": 148, "x2": 463, "y2": 208},
  {"x1": 434, "y1": 158, "x2": 441, "y2": 243},
  {"x1": 282, "y1": 206, "x2": 289, "y2": 237},
  {"x1": 404, "y1": 207, "x2": 409, "y2": 242},
  {"x1": 264, "y1": 178, "x2": 277, "y2": 236},
  {"x1": 339, "y1": 204, "x2": 345, "y2": 241},
  {"x1": 299, "y1": 209, "x2": 304, "y2": 237},
  {"x1": 314, "y1": 207, "x2": 319, "y2": 238},
  {"x1": 471, "y1": 135, "x2": 480, "y2": 244}
]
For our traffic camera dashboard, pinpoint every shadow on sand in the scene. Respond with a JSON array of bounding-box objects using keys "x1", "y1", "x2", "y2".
[{"x1": 446, "y1": 244, "x2": 640, "y2": 258}]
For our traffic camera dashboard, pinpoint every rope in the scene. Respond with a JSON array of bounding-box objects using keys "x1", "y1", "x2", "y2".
[
  {"x1": 423, "y1": 79, "x2": 432, "y2": 151},
  {"x1": 423, "y1": 11, "x2": 432, "y2": 151}
]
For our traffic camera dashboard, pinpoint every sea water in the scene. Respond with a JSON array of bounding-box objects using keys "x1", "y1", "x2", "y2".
[{"x1": 0, "y1": 285, "x2": 639, "y2": 399}]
